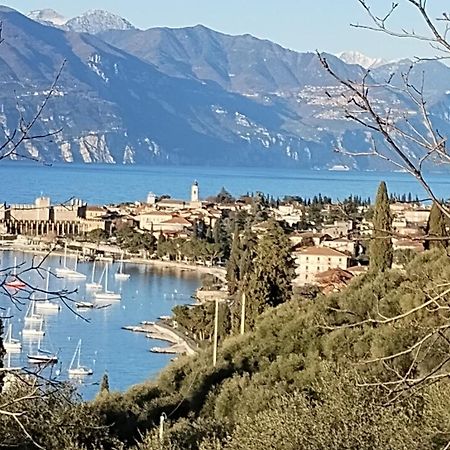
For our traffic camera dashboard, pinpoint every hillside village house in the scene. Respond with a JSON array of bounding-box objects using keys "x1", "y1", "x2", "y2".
[
  {"x1": 293, "y1": 246, "x2": 350, "y2": 285},
  {"x1": 322, "y1": 220, "x2": 353, "y2": 238},
  {"x1": 321, "y1": 237, "x2": 356, "y2": 255}
]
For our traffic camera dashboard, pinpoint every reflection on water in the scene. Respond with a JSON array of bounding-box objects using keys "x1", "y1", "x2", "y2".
[{"x1": 0, "y1": 250, "x2": 201, "y2": 399}]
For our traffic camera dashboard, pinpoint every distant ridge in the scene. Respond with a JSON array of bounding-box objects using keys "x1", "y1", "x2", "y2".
[
  {"x1": 337, "y1": 51, "x2": 386, "y2": 69},
  {"x1": 0, "y1": 6, "x2": 446, "y2": 170}
]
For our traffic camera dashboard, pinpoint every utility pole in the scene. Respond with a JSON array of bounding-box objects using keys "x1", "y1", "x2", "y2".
[
  {"x1": 159, "y1": 412, "x2": 167, "y2": 445},
  {"x1": 240, "y1": 291, "x2": 246, "y2": 335},
  {"x1": 213, "y1": 298, "x2": 219, "y2": 366}
]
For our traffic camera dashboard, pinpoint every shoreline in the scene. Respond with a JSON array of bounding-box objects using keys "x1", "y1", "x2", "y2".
[
  {"x1": 1, "y1": 243, "x2": 219, "y2": 360},
  {"x1": 122, "y1": 321, "x2": 198, "y2": 355},
  {"x1": 0, "y1": 242, "x2": 227, "y2": 279}
]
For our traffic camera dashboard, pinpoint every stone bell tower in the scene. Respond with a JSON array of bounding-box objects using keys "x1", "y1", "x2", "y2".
[
  {"x1": 191, "y1": 180, "x2": 199, "y2": 202},
  {"x1": 190, "y1": 180, "x2": 201, "y2": 207}
]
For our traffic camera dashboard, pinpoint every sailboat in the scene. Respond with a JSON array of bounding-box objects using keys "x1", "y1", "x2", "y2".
[
  {"x1": 5, "y1": 257, "x2": 26, "y2": 289},
  {"x1": 68, "y1": 339, "x2": 93, "y2": 376},
  {"x1": 35, "y1": 270, "x2": 60, "y2": 313},
  {"x1": 76, "y1": 300, "x2": 95, "y2": 309},
  {"x1": 114, "y1": 253, "x2": 130, "y2": 280},
  {"x1": 27, "y1": 349, "x2": 58, "y2": 364},
  {"x1": 24, "y1": 298, "x2": 43, "y2": 326},
  {"x1": 3, "y1": 323, "x2": 21, "y2": 353},
  {"x1": 94, "y1": 264, "x2": 121, "y2": 301},
  {"x1": 27, "y1": 335, "x2": 57, "y2": 364},
  {"x1": 22, "y1": 318, "x2": 45, "y2": 339},
  {"x1": 55, "y1": 243, "x2": 72, "y2": 277},
  {"x1": 86, "y1": 260, "x2": 102, "y2": 290},
  {"x1": 65, "y1": 252, "x2": 87, "y2": 280},
  {"x1": 55, "y1": 246, "x2": 86, "y2": 280}
]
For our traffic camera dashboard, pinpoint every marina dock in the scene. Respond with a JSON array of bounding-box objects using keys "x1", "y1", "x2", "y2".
[{"x1": 122, "y1": 321, "x2": 197, "y2": 355}]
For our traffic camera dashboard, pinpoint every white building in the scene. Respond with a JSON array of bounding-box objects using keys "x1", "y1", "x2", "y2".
[{"x1": 293, "y1": 246, "x2": 350, "y2": 285}]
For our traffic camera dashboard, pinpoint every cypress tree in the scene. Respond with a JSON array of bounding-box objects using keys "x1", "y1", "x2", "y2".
[
  {"x1": 370, "y1": 181, "x2": 393, "y2": 272},
  {"x1": 226, "y1": 227, "x2": 242, "y2": 295},
  {"x1": 425, "y1": 201, "x2": 448, "y2": 250},
  {"x1": 244, "y1": 220, "x2": 294, "y2": 328},
  {"x1": 99, "y1": 372, "x2": 109, "y2": 394}
]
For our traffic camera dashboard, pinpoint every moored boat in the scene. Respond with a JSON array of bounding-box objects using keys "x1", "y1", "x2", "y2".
[
  {"x1": 94, "y1": 264, "x2": 121, "y2": 301},
  {"x1": 3, "y1": 324, "x2": 21, "y2": 353},
  {"x1": 114, "y1": 254, "x2": 130, "y2": 280},
  {"x1": 86, "y1": 260, "x2": 102, "y2": 290},
  {"x1": 68, "y1": 339, "x2": 93, "y2": 376}
]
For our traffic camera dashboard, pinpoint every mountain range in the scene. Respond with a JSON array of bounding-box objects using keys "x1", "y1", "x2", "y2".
[{"x1": 0, "y1": 6, "x2": 446, "y2": 169}]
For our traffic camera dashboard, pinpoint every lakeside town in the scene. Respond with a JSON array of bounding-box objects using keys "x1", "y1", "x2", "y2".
[{"x1": 0, "y1": 180, "x2": 432, "y2": 295}]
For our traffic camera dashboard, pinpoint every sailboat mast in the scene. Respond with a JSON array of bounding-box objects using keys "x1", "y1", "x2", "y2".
[
  {"x1": 105, "y1": 264, "x2": 109, "y2": 292},
  {"x1": 45, "y1": 270, "x2": 50, "y2": 300},
  {"x1": 91, "y1": 260, "x2": 96, "y2": 283},
  {"x1": 69, "y1": 341, "x2": 78, "y2": 370},
  {"x1": 6, "y1": 323, "x2": 11, "y2": 343},
  {"x1": 63, "y1": 243, "x2": 67, "y2": 268},
  {"x1": 77, "y1": 340, "x2": 81, "y2": 367}
]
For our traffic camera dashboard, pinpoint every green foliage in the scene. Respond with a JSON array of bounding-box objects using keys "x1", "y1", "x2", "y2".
[
  {"x1": 393, "y1": 248, "x2": 417, "y2": 266},
  {"x1": 212, "y1": 187, "x2": 235, "y2": 205},
  {"x1": 173, "y1": 302, "x2": 230, "y2": 343},
  {"x1": 370, "y1": 181, "x2": 393, "y2": 271},
  {"x1": 91, "y1": 248, "x2": 450, "y2": 450},
  {"x1": 0, "y1": 381, "x2": 119, "y2": 449},
  {"x1": 225, "y1": 227, "x2": 243, "y2": 295},
  {"x1": 425, "y1": 201, "x2": 448, "y2": 250},
  {"x1": 100, "y1": 372, "x2": 110, "y2": 394},
  {"x1": 212, "y1": 218, "x2": 231, "y2": 260},
  {"x1": 243, "y1": 219, "x2": 294, "y2": 328},
  {"x1": 157, "y1": 237, "x2": 224, "y2": 265},
  {"x1": 10, "y1": 248, "x2": 450, "y2": 449},
  {"x1": 85, "y1": 228, "x2": 109, "y2": 243},
  {"x1": 115, "y1": 226, "x2": 156, "y2": 254}
]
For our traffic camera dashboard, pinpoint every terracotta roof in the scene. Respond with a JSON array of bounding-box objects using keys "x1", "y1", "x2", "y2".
[
  {"x1": 315, "y1": 267, "x2": 353, "y2": 281},
  {"x1": 161, "y1": 216, "x2": 192, "y2": 225},
  {"x1": 347, "y1": 265, "x2": 368, "y2": 273},
  {"x1": 295, "y1": 247, "x2": 349, "y2": 257},
  {"x1": 138, "y1": 210, "x2": 173, "y2": 216}
]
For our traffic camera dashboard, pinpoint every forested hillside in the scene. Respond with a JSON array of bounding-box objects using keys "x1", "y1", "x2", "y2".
[{"x1": 3, "y1": 248, "x2": 450, "y2": 448}]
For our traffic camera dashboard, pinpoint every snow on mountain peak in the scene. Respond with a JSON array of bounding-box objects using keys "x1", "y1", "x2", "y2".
[
  {"x1": 337, "y1": 51, "x2": 386, "y2": 69},
  {"x1": 64, "y1": 9, "x2": 136, "y2": 34},
  {"x1": 28, "y1": 9, "x2": 67, "y2": 26}
]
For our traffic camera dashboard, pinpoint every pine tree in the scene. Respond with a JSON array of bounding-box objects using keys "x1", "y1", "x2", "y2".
[
  {"x1": 226, "y1": 227, "x2": 242, "y2": 295},
  {"x1": 370, "y1": 181, "x2": 393, "y2": 272},
  {"x1": 425, "y1": 201, "x2": 448, "y2": 250},
  {"x1": 244, "y1": 220, "x2": 294, "y2": 328},
  {"x1": 99, "y1": 372, "x2": 109, "y2": 394},
  {"x1": 156, "y1": 232, "x2": 166, "y2": 259}
]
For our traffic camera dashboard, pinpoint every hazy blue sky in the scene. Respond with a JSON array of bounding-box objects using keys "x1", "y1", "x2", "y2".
[{"x1": 2, "y1": 0, "x2": 448, "y2": 60}]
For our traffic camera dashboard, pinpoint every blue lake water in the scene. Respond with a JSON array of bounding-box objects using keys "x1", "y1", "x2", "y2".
[
  {"x1": 2, "y1": 250, "x2": 201, "y2": 399},
  {"x1": 0, "y1": 162, "x2": 450, "y2": 398},
  {"x1": 0, "y1": 162, "x2": 449, "y2": 204}
]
